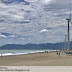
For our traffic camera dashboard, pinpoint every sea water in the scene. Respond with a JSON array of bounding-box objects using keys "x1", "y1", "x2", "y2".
[{"x1": 0, "y1": 49, "x2": 56, "y2": 56}]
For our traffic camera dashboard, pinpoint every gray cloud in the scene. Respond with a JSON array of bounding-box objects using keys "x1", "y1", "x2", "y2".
[{"x1": 0, "y1": 0, "x2": 72, "y2": 46}]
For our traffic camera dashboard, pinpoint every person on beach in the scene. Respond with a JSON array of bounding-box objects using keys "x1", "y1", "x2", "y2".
[
  {"x1": 47, "y1": 51, "x2": 48, "y2": 53},
  {"x1": 57, "y1": 52, "x2": 58, "y2": 55},
  {"x1": 1, "y1": 54, "x2": 2, "y2": 58},
  {"x1": 45, "y1": 51, "x2": 46, "y2": 53},
  {"x1": 59, "y1": 52, "x2": 60, "y2": 56}
]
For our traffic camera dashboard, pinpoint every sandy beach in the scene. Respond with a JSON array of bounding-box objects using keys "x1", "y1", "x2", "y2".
[{"x1": 0, "y1": 51, "x2": 72, "y2": 66}]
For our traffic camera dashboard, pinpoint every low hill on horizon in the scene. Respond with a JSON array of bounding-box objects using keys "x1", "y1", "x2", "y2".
[{"x1": 0, "y1": 41, "x2": 72, "y2": 50}]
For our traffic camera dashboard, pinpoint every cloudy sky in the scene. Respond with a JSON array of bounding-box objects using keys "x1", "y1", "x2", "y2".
[{"x1": 0, "y1": 0, "x2": 72, "y2": 46}]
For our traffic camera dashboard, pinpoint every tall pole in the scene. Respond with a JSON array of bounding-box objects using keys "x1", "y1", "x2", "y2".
[
  {"x1": 64, "y1": 35, "x2": 67, "y2": 51},
  {"x1": 66, "y1": 18, "x2": 70, "y2": 51},
  {"x1": 62, "y1": 42, "x2": 64, "y2": 51}
]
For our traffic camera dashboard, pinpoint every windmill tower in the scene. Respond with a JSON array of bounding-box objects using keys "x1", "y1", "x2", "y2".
[
  {"x1": 66, "y1": 0, "x2": 72, "y2": 51},
  {"x1": 66, "y1": 18, "x2": 70, "y2": 51}
]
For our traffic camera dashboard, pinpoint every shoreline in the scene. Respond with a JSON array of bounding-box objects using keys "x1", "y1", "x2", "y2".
[{"x1": 0, "y1": 50, "x2": 56, "y2": 57}]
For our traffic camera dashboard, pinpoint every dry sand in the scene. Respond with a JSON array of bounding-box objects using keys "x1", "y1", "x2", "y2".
[{"x1": 0, "y1": 51, "x2": 72, "y2": 66}]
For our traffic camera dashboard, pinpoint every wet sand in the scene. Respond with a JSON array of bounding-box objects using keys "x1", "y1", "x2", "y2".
[{"x1": 0, "y1": 51, "x2": 72, "y2": 66}]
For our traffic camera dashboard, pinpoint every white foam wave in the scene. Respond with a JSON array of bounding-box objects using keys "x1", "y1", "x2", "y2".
[{"x1": 0, "y1": 50, "x2": 56, "y2": 57}]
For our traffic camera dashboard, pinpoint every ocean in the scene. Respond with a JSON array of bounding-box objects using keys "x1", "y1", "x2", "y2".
[{"x1": 0, "y1": 49, "x2": 56, "y2": 56}]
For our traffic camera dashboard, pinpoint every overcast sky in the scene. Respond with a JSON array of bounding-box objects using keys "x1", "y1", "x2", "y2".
[{"x1": 0, "y1": 0, "x2": 72, "y2": 46}]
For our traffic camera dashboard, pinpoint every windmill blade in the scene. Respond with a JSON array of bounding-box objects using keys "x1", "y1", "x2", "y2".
[{"x1": 69, "y1": 0, "x2": 72, "y2": 24}]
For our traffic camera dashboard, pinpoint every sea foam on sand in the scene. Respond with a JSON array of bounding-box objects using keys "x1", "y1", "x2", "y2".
[{"x1": 0, "y1": 51, "x2": 45, "y2": 57}]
